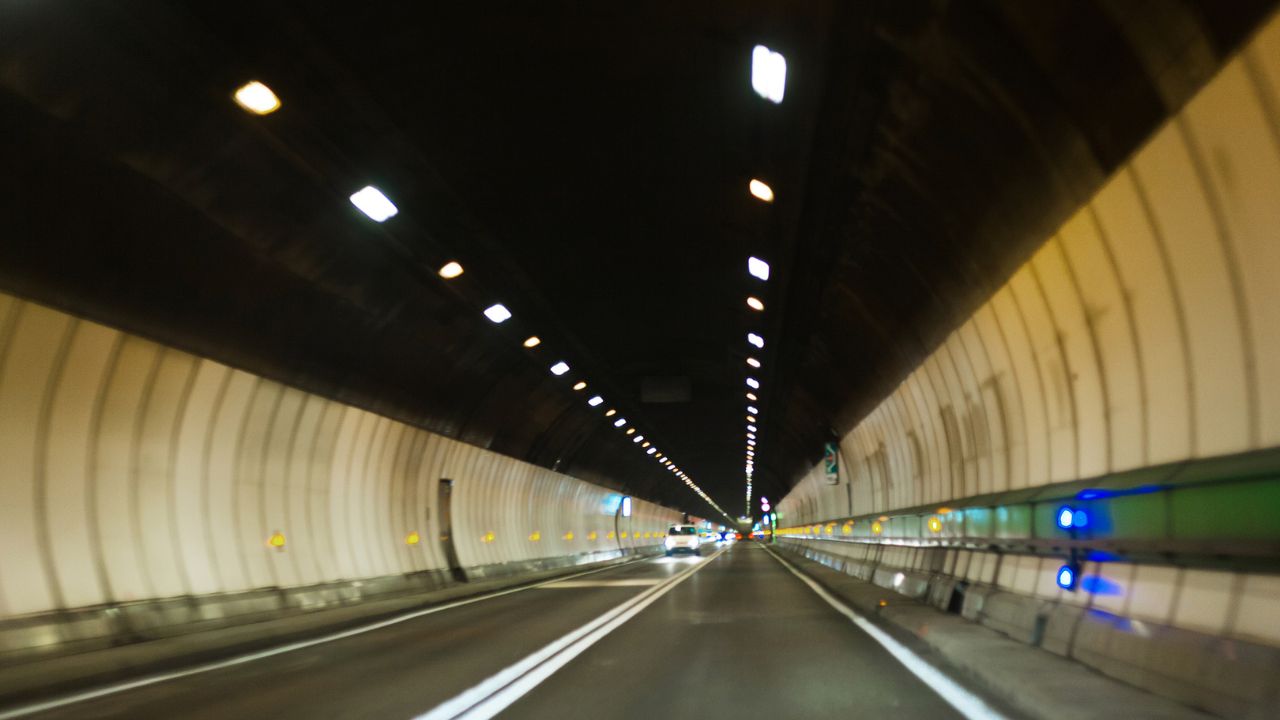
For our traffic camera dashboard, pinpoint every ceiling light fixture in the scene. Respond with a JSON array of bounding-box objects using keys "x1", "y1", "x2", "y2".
[
  {"x1": 748, "y1": 257, "x2": 770, "y2": 281},
  {"x1": 522, "y1": 336, "x2": 541, "y2": 348},
  {"x1": 751, "y1": 45, "x2": 787, "y2": 104},
  {"x1": 588, "y1": 395, "x2": 604, "y2": 407},
  {"x1": 748, "y1": 180, "x2": 774, "y2": 203},
  {"x1": 747, "y1": 333, "x2": 764, "y2": 348},
  {"x1": 747, "y1": 424, "x2": 757, "y2": 432},
  {"x1": 746, "y1": 357, "x2": 761, "y2": 368},
  {"x1": 614, "y1": 418, "x2": 627, "y2": 428},
  {"x1": 438, "y1": 261, "x2": 464, "y2": 279},
  {"x1": 572, "y1": 381, "x2": 587, "y2": 391},
  {"x1": 746, "y1": 392, "x2": 757, "y2": 401},
  {"x1": 746, "y1": 296, "x2": 765, "y2": 311},
  {"x1": 349, "y1": 186, "x2": 398, "y2": 222},
  {"x1": 626, "y1": 428, "x2": 636, "y2": 435},
  {"x1": 483, "y1": 304, "x2": 513, "y2": 323},
  {"x1": 747, "y1": 405, "x2": 759, "y2": 414},
  {"x1": 550, "y1": 361, "x2": 570, "y2": 376},
  {"x1": 746, "y1": 377, "x2": 760, "y2": 389},
  {"x1": 605, "y1": 409, "x2": 617, "y2": 417},
  {"x1": 233, "y1": 80, "x2": 281, "y2": 115}
]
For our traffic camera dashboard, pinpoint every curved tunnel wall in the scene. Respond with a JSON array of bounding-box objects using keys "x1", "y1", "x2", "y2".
[
  {"x1": 0, "y1": 291, "x2": 680, "y2": 620},
  {"x1": 781, "y1": 14, "x2": 1280, "y2": 523}
]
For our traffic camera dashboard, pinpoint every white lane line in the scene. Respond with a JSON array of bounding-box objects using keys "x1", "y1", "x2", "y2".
[
  {"x1": 416, "y1": 548, "x2": 726, "y2": 720},
  {"x1": 764, "y1": 546, "x2": 1007, "y2": 720},
  {"x1": 538, "y1": 579, "x2": 661, "y2": 588},
  {"x1": 762, "y1": 545, "x2": 1003, "y2": 712},
  {"x1": 0, "y1": 557, "x2": 650, "y2": 720}
]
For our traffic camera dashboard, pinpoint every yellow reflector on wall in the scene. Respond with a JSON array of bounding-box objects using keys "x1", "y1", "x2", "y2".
[
  {"x1": 872, "y1": 521, "x2": 883, "y2": 535},
  {"x1": 482, "y1": 531, "x2": 496, "y2": 543},
  {"x1": 405, "y1": 531, "x2": 421, "y2": 545},
  {"x1": 268, "y1": 531, "x2": 286, "y2": 548},
  {"x1": 564, "y1": 531, "x2": 574, "y2": 540},
  {"x1": 529, "y1": 531, "x2": 541, "y2": 542},
  {"x1": 927, "y1": 516, "x2": 943, "y2": 533},
  {"x1": 588, "y1": 531, "x2": 598, "y2": 541}
]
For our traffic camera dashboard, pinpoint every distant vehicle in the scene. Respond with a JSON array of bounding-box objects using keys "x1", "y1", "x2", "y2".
[{"x1": 664, "y1": 524, "x2": 701, "y2": 556}]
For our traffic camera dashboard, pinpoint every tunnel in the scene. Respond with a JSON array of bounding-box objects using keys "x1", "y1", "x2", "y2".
[{"x1": 1, "y1": 2, "x2": 1279, "y2": 718}]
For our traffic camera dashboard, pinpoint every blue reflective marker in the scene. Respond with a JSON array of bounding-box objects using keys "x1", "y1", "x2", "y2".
[
  {"x1": 1056, "y1": 506, "x2": 1075, "y2": 529},
  {"x1": 1056, "y1": 564, "x2": 1077, "y2": 590}
]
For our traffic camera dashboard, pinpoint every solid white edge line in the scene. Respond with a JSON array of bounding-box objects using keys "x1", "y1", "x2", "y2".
[
  {"x1": 417, "y1": 548, "x2": 726, "y2": 720},
  {"x1": 0, "y1": 555, "x2": 649, "y2": 720},
  {"x1": 763, "y1": 546, "x2": 1007, "y2": 720}
]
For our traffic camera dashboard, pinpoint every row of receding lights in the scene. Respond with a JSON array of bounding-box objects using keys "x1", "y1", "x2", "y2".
[
  {"x1": 741, "y1": 43, "x2": 786, "y2": 517},
  {"x1": 234, "y1": 80, "x2": 731, "y2": 523}
]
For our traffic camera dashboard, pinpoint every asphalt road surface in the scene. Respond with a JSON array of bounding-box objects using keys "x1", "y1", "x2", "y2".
[{"x1": 10, "y1": 543, "x2": 971, "y2": 719}]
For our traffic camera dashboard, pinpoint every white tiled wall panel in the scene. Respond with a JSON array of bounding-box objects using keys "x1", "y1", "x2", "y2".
[{"x1": 0, "y1": 295, "x2": 680, "y2": 618}]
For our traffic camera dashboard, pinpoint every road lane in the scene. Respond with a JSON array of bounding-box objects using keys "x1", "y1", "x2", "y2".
[
  {"x1": 10, "y1": 554, "x2": 706, "y2": 720},
  {"x1": 502, "y1": 543, "x2": 967, "y2": 718}
]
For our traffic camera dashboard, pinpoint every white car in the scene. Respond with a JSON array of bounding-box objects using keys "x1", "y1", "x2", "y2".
[{"x1": 664, "y1": 524, "x2": 701, "y2": 556}]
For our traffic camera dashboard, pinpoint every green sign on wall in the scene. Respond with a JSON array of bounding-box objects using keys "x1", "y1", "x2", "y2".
[{"x1": 823, "y1": 442, "x2": 839, "y2": 485}]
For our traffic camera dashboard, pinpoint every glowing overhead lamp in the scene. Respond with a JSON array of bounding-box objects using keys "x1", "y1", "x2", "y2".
[
  {"x1": 614, "y1": 418, "x2": 627, "y2": 427},
  {"x1": 349, "y1": 185, "x2": 398, "y2": 222},
  {"x1": 747, "y1": 433, "x2": 755, "y2": 440},
  {"x1": 483, "y1": 304, "x2": 512, "y2": 323},
  {"x1": 626, "y1": 428, "x2": 636, "y2": 435},
  {"x1": 748, "y1": 256, "x2": 770, "y2": 281},
  {"x1": 746, "y1": 357, "x2": 761, "y2": 368},
  {"x1": 746, "y1": 415, "x2": 756, "y2": 423},
  {"x1": 233, "y1": 80, "x2": 281, "y2": 115},
  {"x1": 641, "y1": 441, "x2": 650, "y2": 448},
  {"x1": 746, "y1": 377, "x2": 760, "y2": 389},
  {"x1": 605, "y1": 409, "x2": 617, "y2": 417},
  {"x1": 748, "y1": 179, "x2": 774, "y2": 203},
  {"x1": 746, "y1": 392, "x2": 758, "y2": 401},
  {"x1": 438, "y1": 261, "x2": 464, "y2": 279},
  {"x1": 646, "y1": 447, "x2": 656, "y2": 455},
  {"x1": 523, "y1": 336, "x2": 541, "y2": 348},
  {"x1": 550, "y1": 361, "x2": 570, "y2": 376},
  {"x1": 572, "y1": 381, "x2": 587, "y2": 391},
  {"x1": 747, "y1": 425, "x2": 757, "y2": 432},
  {"x1": 747, "y1": 333, "x2": 764, "y2": 348},
  {"x1": 746, "y1": 296, "x2": 765, "y2": 311},
  {"x1": 751, "y1": 45, "x2": 787, "y2": 103},
  {"x1": 587, "y1": 395, "x2": 604, "y2": 407},
  {"x1": 747, "y1": 406, "x2": 759, "y2": 415},
  {"x1": 632, "y1": 435, "x2": 643, "y2": 443}
]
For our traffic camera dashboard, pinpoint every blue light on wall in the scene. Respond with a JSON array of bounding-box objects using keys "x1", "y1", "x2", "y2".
[
  {"x1": 1056, "y1": 564, "x2": 1078, "y2": 591},
  {"x1": 1056, "y1": 507, "x2": 1074, "y2": 529},
  {"x1": 1056, "y1": 506, "x2": 1089, "y2": 530}
]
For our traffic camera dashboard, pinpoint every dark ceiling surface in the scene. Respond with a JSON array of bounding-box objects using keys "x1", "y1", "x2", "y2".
[{"x1": 0, "y1": 1, "x2": 1274, "y2": 519}]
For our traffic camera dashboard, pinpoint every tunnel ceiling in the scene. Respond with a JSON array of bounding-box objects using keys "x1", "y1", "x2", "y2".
[{"x1": 0, "y1": 1, "x2": 1273, "y2": 519}]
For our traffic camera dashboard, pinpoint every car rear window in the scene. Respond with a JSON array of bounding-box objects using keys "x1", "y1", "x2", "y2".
[{"x1": 669, "y1": 526, "x2": 697, "y2": 535}]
